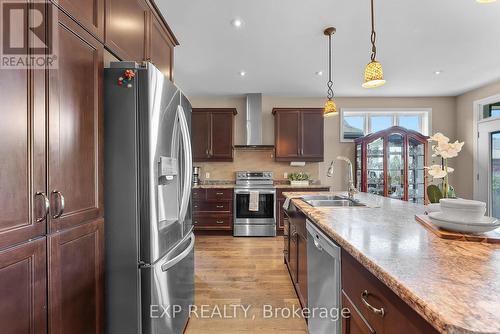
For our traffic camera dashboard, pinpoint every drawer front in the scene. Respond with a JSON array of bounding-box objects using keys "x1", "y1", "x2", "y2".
[
  {"x1": 192, "y1": 189, "x2": 206, "y2": 201},
  {"x1": 193, "y1": 215, "x2": 232, "y2": 230},
  {"x1": 193, "y1": 201, "x2": 232, "y2": 212},
  {"x1": 206, "y1": 188, "x2": 233, "y2": 201},
  {"x1": 341, "y1": 250, "x2": 439, "y2": 334}
]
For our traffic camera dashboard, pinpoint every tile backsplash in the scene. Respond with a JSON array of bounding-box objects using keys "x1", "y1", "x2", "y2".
[{"x1": 195, "y1": 149, "x2": 320, "y2": 181}]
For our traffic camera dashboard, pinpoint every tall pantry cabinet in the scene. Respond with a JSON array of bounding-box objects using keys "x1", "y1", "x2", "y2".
[{"x1": 0, "y1": 0, "x2": 177, "y2": 333}]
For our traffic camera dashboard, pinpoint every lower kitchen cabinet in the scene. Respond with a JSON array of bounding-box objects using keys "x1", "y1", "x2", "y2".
[
  {"x1": 342, "y1": 292, "x2": 375, "y2": 334},
  {"x1": 341, "y1": 250, "x2": 439, "y2": 334},
  {"x1": 193, "y1": 188, "x2": 234, "y2": 232},
  {"x1": 0, "y1": 238, "x2": 47, "y2": 333},
  {"x1": 48, "y1": 219, "x2": 104, "y2": 334}
]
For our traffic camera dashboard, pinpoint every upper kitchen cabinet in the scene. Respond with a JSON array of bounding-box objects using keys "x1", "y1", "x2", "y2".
[
  {"x1": 148, "y1": 10, "x2": 176, "y2": 79},
  {"x1": 53, "y1": 0, "x2": 105, "y2": 41},
  {"x1": 273, "y1": 108, "x2": 324, "y2": 162},
  {"x1": 48, "y1": 9, "x2": 104, "y2": 233},
  {"x1": 105, "y1": 0, "x2": 179, "y2": 80},
  {"x1": 192, "y1": 108, "x2": 237, "y2": 162},
  {"x1": 105, "y1": 0, "x2": 149, "y2": 62}
]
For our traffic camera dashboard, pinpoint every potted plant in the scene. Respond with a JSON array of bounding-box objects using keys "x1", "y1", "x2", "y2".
[
  {"x1": 288, "y1": 172, "x2": 310, "y2": 187},
  {"x1": 425, "y1": 133, "x2": 464, "y2": 203}
]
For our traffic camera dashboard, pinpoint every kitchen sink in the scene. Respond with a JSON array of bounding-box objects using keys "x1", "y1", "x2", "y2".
[
  {"x1": 300, "y1": 195, "x2": 347, "y2": 201},
  {"x1": 305, "y1": 199, "x2": 367, "y2": 207}
]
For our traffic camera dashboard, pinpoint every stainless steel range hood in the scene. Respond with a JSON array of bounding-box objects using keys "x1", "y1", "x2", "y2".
[{"x1": 234, "y1": 93, "x2": 274, "y2": 150}]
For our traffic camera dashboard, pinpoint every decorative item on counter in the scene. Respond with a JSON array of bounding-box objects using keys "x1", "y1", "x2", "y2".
[
  {"x1": 288, "y1": 172, "x2": 310, "y2": 187},
  {"x1": 425, "y1": 132, "x2": 464, "y2": 203},
  {"x1": 118, "y1": 69, "x2": 136, "y2": 88}
]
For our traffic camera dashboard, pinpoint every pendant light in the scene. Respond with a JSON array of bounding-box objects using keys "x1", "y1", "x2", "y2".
[
  {"x1": 362, "y1": 0, "x2": 386, "y2": 88},
  {"x1": 323, "y1": 27, "x2": 337, "y2": 117}
]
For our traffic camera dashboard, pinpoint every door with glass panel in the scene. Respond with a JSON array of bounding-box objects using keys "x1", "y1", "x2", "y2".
[
  {"x1": 387, "y1": 133, "x2": 405, "y2": 200},
  {"x1": 477, "y1": 119, "x2": 500, "y2": 218},
  {"x1": 407, "y1": 136, "x2": 426, "y2": 204},
  {"x1": 366, "y1": 137, "x2": 385, "y2": 196}
]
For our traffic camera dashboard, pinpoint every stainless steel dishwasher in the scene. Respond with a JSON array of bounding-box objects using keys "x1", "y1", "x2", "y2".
[{"x1": 306, "y1": 219, "x2": 341, "y2": 334}]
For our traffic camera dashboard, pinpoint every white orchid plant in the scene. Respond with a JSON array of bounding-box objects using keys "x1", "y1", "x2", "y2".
[{"x1": 425, "y1": 132, "x2": 464, "y2": 203}]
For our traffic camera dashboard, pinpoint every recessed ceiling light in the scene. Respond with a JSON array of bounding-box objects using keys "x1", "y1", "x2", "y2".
[
  {"x1": 476, "y1": 0, "x2": 496, "y2": 3},
  {"x1": 434, "y1": 70, "x2": 443, "y2": 75},
  {"x1": 231, "y1": 18, "x2": 243, "y2": 28},
  {"x1": 239, "y1": 71, "x2": 246, "y2": 77},
  {"x1": 315, "y1": 71, "x2": 323, "y2": 76}
]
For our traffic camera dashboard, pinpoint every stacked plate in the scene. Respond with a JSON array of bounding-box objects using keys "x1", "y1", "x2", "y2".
[{"x1": 428, "y1": 199, "x2": 500, "y2": 234}]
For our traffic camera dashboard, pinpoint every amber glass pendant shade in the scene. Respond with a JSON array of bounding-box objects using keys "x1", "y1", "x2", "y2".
[
  {"x1": 362, "y1": 61, "x2": 386, "y2": 88},
  {"x1": 324, "y1": 99, "x2": 337, "y2": 117}
]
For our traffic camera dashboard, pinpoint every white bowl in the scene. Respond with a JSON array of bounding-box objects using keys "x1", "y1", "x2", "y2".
[
  {"x1": 425, "y1": 203, "x2": 441, "y2": 214},
  {"x1": 428, "y1": 212, "x2": 499, "y2": 234},
  {"x1": 439, "y1": 199, "x2": 486, "y2": 223},
  {"x1": 440, "y1": 198, "x2": 486, "y2": 209}
]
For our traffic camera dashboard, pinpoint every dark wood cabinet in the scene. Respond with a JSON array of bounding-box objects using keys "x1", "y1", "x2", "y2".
[
  {"x1": 105, "y1": 0, "x2": 149, "y2": 61},
  {"x1": 342, "y1": 250, "x2": 439, "y2": 334},
  {"x1": 192, "y1": 109, "x2": 237, "y2": 162},
  {"x1": 288, "y1": 223, "x2": 298, "y2": 283},
  {"x1": 193, "y1": 188, "x2": 233, "y2": 231},
  {"x1": 354, "y1": 126, "x2": 428, "y2": 204},
  {"x1": 0, "y1": 238, "x2": 47, "y2": 333},
  {"x1": 273, "y1": 108, "x2": 324, "y2": 162},
  {"x1": 148, "y1": 12, "x2": 175, "y2": 79},
  {"x1": 297, "y1": 233, "x2": 308, "y2": 308},
  {"x1": 105, "y1": 0, "x2": 178, "y2": 80},
  {"x1": 342, "y1": 292, "x2": 375, "y2": 334},
  {"x1": 48, "y1": 10, "x2": 104, "y2": 233},
  {"x1": 48, "y1": 219, "x2": 104, "y2": 334},
  {"x1": 54, "y1": 0, "x2": 105, "y2": 41},
  {"x1": 0, "y1": 0, "x2": 46, "y2": 250}
]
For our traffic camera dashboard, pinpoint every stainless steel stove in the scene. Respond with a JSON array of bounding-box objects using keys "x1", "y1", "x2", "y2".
[{"x1": 233, "y1": 171, "x2": 276, "y2": 237}]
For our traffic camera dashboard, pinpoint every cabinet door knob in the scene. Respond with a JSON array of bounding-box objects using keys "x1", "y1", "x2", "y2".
[
  {"x1": 216, "y1": 205, "x2": 224, "y2": 209},
  {"x1": 216, "y1": 220, "x2": 224, "y2": 224},
  {"x1": 361, "y1": 290, "x2": 385, "y2": 317},
  {"x1": 51, "y1": 190, "x2": 65, "y2": 219},
  {"x1": 35, "y1": 192, "x2": 50, "y2": 223},
  {"x1": 216, "y1": 192, "x2": 224, "y2": 195}
]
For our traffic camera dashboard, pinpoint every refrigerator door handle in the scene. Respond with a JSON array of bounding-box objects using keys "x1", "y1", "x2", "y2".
[
  {"x1": 177, "y1": 105, "x2": 192, "y2": 224},
  {"x1": 161, "y1": 233, "x2": 195, "y2": 272}
]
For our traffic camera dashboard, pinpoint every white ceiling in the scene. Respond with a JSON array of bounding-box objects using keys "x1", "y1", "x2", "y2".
[{"x1": 158, "y1": 0, "x2": 500, "y2": 97}]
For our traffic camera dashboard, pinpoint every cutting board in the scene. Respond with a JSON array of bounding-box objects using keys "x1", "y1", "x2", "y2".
[{"x1": 415, "y1": 214, "x2": 500, "y2": 244}]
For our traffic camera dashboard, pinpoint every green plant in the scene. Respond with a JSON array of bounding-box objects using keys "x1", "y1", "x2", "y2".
[{"x1": 288, "y1": 172, "x2": 310, "y2": 181}]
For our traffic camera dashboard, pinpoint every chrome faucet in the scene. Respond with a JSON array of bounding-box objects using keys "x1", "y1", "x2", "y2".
[{"x1": 326, "y1": 156, "x2": 358, "y2": 200}]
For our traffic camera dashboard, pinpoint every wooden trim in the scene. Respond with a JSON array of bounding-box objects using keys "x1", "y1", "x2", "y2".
[
  {"x1": 192, "y1": 108, "x2": 238, "y2": 115},
  {"x1": 272, "y1": 107, "x2": 323, "y2": 115}
]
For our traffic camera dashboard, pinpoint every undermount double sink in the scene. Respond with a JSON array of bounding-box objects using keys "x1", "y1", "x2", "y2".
[{"x1": 301, "y1": 195, "x2": 367, "y2": 207}]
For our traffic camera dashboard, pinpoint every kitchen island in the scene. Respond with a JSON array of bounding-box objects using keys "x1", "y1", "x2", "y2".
[{"x1": 283, "y1": 191, "x2": 500, "y2": 334}]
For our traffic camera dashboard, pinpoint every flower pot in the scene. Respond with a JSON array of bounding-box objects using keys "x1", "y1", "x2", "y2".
[{"x1": 290, "y1": 180, "x2": 310, "y2": 187}]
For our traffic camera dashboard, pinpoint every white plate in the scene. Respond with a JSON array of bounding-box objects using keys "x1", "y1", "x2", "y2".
[
  {"x1": 431, "y1": 212, "x2": 492, "y2": 225},
  {"x1": 428, "y1": 212, "x2": 500, "y2": 234}
]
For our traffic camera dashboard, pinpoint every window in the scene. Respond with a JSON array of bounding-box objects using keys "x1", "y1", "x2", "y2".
[
  {"x1": 483, "y1": 102, "x2": 500, "y2": 119},
  {"x1": 340, "y1": 108, "x2": 430, "y2": 142}
]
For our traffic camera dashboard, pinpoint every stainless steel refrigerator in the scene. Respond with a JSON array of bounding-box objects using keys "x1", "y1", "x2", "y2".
[{"x1": 104, "y1": 62, "x2": 194, "y2": 334}]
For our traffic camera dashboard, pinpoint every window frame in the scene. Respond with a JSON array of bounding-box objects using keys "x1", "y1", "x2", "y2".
[{"x1": 339, "y1": 108, "x2": 432, "y2": 143}]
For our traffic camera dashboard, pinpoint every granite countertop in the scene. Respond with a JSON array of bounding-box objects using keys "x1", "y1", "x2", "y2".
[
  {"x1": 193, "y1": 181, "x2": 330, "y2": 189},
  {"x1": 283, "y1": 191, "x2": 500, "y2": 334}
]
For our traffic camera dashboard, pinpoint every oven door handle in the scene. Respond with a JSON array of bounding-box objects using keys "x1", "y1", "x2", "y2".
[{"x1": 234, "y1": 190, "x2": 276, "y2": 195}]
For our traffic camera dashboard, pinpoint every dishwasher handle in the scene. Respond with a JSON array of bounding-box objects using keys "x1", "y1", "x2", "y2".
[{"x1": 306, "y1": 219, "x2": 340, "y2": 258}]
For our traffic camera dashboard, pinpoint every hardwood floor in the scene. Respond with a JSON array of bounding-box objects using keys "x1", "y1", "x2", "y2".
[{"x1": 185, "y1": 236, "x2": 308, "y2": 333}]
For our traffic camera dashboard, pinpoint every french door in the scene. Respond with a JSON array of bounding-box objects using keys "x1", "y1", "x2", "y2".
[{"x1": 477, "y1": 118, "x2": 500, "y2": 218}]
